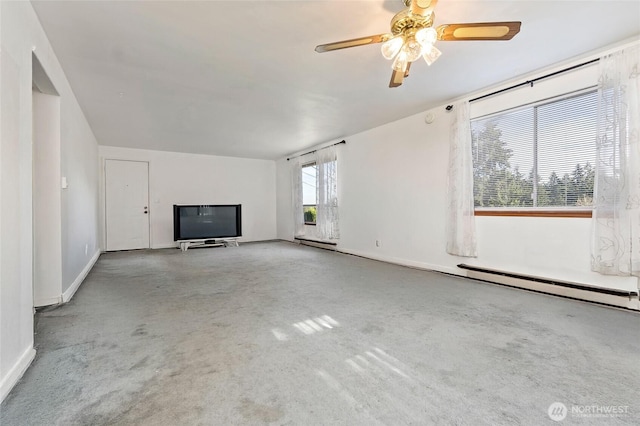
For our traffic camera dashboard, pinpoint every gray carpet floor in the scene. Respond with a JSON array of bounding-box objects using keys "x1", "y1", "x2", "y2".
[{"x1": 1, "y1": 241, "x2": 639, "y2": 425}]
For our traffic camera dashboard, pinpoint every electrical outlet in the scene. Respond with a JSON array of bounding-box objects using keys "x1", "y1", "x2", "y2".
[{"x1": 375, "y1": 240, "x2": 381, "y2": 247}]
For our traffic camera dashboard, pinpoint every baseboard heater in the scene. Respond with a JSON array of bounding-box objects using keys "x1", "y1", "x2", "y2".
[
  {"x1": 295, "y1": 237, "x2": 337, "y2": 251},
  {"x1": 458, "y1": 264, "x2": 639, "y2": 310}
]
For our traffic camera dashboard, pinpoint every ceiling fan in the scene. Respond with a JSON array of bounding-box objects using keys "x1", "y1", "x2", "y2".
[{"x1": 315, "y1": 0, "x2": 521, "y2": 88}]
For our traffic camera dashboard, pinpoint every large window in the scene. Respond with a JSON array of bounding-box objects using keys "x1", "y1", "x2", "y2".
[
  {"x1": 302, "y1": 163, "x2": 317, "y2": 224},
  {"x1": 471, "y1": 89, "x2": 597, "y2": 214}
]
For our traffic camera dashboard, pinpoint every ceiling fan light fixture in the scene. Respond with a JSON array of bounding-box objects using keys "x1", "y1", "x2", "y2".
[
  {"x1": 403, "y1": 37, "x2": 423, "y2": 62},
  {"x1": 314, "y1": 1, "x2": 522, "y2": 88},
  {"x1": 422, "y1": 44, "x2": 442, "y2": 66},
  {"x1": 392, "y1": 49, "x2": 409, "y2": 72},
  {"x1": 415, "y1": 27, "x2": 437, "y2": 47},
  {"x1": 381, "y1": 36, "x2": 403, "y2": 60}
]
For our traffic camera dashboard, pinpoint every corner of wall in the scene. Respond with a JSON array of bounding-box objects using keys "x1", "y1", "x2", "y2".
[
  {"x1": 62, "y1": 249, "x2": 100, "y2": 303},
  {"x1": 0, "y1": 347, "x2": 36, "y2": 403}
]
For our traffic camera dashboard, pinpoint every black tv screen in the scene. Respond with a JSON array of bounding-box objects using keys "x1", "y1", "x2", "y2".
[{"x1": 173, "y1": 204, "x2": 242, "y2": 241}]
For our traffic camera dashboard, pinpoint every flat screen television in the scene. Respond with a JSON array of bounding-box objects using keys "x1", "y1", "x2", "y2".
[{"x1": 173, "y1": 204, "x2": 242, "y2": 241}]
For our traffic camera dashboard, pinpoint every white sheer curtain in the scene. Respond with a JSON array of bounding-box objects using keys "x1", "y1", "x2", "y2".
[
  {"x1": 446, "y1": 101, "x2": 477, "y2": 257},
  {"x1": 290, "y1": 157, "x2": 305, "y2": 237},
  {"x1": 592, "y1": 44, "x2": 640, "y2": 275},
  {"x1": 316, "y1": 145, "x2": 340, "y2": 240}
]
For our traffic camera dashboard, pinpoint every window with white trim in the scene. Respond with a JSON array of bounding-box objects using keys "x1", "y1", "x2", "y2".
[
  {"x1": 302, "y1": 162, "x2": 317, "y2": 224},
  {"x1": 471, "y1": 89, "x2": 597, "y2": 211}
]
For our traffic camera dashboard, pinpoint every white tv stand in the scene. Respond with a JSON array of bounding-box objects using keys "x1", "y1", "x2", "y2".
[{"x1": 178, "y1": 238, "x2": 239, "y2": 252}]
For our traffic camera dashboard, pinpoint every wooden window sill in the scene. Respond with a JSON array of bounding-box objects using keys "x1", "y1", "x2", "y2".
[{"x1": 474, "y1": 210, "x2": 592, "y2": 218}]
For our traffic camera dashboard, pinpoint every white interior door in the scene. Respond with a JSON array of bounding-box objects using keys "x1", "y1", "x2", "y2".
[{"x1": 105, "y1": 159, "x2": 150, "y2": 251}]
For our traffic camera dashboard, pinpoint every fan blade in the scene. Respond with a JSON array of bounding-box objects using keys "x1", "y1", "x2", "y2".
[
  {"x1": 315, "y1": 34, "x2": 390, "y2": 53},
  {"x1": 389, "y1": 69, "x2": 405, "y2": 88},
  {"x1": 410, "y1": 0, "x2": 437, "y2": 16},
  {"x1": 437, "y1": 22, "x2": 521, "y2": 41}
]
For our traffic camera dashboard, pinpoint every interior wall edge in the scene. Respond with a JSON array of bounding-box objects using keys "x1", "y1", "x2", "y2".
[
  {"x1": 0, "y1": 346, "x2": 36, "y2": 403},
  {"x1": 62, "y1": 250, "x2": 100, "y2": 303},
  {"x1": 33, "y1": 296, "x2": 62, "y2": 308},
  {"x1": 336, "y1": 247, "x2": 464, "y2": 277}
]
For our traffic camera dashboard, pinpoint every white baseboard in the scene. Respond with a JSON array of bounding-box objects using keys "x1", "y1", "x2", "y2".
[
  {"x1": 62, "y1": 250, "x2": 100, "y2": 303},
  {"x1": 297, "y1": 239, "x2": 337, "y2": 251},
  {"x1": 34, "y1": 295, "x2": 62, "y2": 308},
  {"x1": 330, "y1": 247, "x2": 639, "y2": 310},
  {"x1": 0, "y1": 346, "x2": 36, "y2": 403},
  {"x1": 152, "y1": 243, "x2": 177, "y2": 249},
  {"x1": 336, "y1": 247, "x2": 462, "y2": 276},
  {"x1": 154, "y1": 238, "x2": 277, "y2": 250},
  {"x1": 465, "y1": 270, "x2": 640, "y2": 311}
]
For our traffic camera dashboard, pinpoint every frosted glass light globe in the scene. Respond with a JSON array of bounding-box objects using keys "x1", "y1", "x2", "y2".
[
  {"x1": 403, "y1": 37, "x2": 422, "y2": 62},
  {"x1": 416, "y1": 27, "x2": 438, "y2": 47},
  {"x1": 392, "y1": 50, "x2": 409, "y2": 72},
  {"x1": 422, "y1": 45, "x2": 442, "y2": 66},
  {"x1": 381, "y1": 37, "x2": 403, "y2": 60}
]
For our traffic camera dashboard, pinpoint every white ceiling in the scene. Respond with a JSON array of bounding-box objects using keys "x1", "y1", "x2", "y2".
[{"x1": 32, "y1": 1, "x2": 640, "y2": 160}]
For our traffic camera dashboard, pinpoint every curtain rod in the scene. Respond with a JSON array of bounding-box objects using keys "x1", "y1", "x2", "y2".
[
  {"x1": 286, "y1": 140, "x2": 346, "y2": 161},
  {"x1": 469, "y1": 58, "x2": 600, "y2": 103}
]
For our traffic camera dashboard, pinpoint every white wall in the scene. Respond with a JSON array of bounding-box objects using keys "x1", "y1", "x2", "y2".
[
  {"x1": 276, "y1": 41, "x2": 639, "y2": 294},
  {"x1": 99, "y1": 146, "x2": 277, "y2": 248},
  {"x1": 60, "y1": 97, "x2": 100, "y2": 295},
  {"x1": 337, "y1": 108, "x2": 457, "y2": 273},
  {"x1": 0, "y1": 1, "x2": 100, "y2": 401},
  {"x1": 32, "y1": 90, "x2": 62, "y2": 306},
  {"x1": 276, "y1": 157, "x2": 294, "y2": 241}
]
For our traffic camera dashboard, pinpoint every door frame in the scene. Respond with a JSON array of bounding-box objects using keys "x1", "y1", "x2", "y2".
[
  {"x1": 32, "y1": 52, "x2": 63, "y2": 307},
  {"x1": 102, "y1": 158, "x2": 151, "y2": 251}
]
